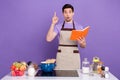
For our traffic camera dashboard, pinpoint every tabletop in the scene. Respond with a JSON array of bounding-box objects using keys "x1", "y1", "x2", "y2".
[{"x1": 1, "y1": 69, "x2": 119, "y2": 80}]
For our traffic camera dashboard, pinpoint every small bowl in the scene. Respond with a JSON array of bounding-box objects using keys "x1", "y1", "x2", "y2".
[{"x1": 39, "y1": 62, "x2": 56, "y2": 72}]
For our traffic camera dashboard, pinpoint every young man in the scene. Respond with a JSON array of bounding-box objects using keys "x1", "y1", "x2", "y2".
[{"x1": 46, "y1": 4, "x2": 86, "y2": 70}]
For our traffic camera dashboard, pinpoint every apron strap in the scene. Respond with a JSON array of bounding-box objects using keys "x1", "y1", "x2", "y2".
[
  {"x1": 61, "y1": 21, "x2": 65, "y2": 29},
  {"x1": 59, "y1": 44, "x2": 78, "y2": 47},
  {"x1": 61, "y1": 21, "x2": 76, "y2": 30},
  {"x1": 73, "y1": 21, "x2": 75, "y2": 29},
  {"x1": 58, "y1": 49, "x2": 79, "y2": 53}
]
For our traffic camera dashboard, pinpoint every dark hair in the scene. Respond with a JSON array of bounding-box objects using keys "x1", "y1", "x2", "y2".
[{"x1": 62, "y1": 4, "x2": 74, "y2": 12}]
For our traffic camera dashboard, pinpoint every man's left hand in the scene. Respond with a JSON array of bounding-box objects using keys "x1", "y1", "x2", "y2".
[{"x1": 77, "y1": 37, "x2": 86, "y2": 48}]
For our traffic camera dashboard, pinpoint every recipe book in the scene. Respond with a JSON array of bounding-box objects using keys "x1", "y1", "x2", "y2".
[{"x1": 70, "y1": 26, "x2": 90, "y2": 40}]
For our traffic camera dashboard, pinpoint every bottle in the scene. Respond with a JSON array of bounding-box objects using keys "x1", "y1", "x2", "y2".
[
  {"x1": 92, "y1": 57, "x2": 100, "y2": 72},
  {"x1": 97, "y1": 61, "x2": 103, "y2": 74},
  {"x1": 28, "y1": 64, "x2": 36, "y2": 76},
  {"x1": 101, "y1": 66, "x2": 105, "y2": 78},
  {"x1": 82, "y1": 58, "x2": 90, "y2": 74},
  {"x1": 104, "y1": 67, "x2": 110, "y2": 78}
]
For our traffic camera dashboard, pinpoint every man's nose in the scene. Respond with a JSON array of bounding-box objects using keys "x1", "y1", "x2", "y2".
[{"x1": 66, "y1": 14, "x2": 69, "y2": 16}]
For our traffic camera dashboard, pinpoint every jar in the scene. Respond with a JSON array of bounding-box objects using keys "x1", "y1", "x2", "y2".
[
  {"x1": 82, "y1": 58, "x2": 90, "y2": 74},
  {"x1": 28, "y1": 64, "x2": 36, "y2": 76}
]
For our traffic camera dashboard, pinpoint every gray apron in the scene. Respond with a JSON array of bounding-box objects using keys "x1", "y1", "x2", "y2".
[{"x1": 55, "y1": 21, "x2": 80, "y2": 70}]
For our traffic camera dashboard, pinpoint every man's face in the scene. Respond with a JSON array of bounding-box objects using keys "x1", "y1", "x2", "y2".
[{"x1": 63, "y1": 8, "x2": 74, "y2": 22}]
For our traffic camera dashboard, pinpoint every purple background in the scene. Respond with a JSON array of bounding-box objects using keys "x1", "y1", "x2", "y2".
[{"x1": 0, "y1": 0, "x2": 120, "y2": 79}]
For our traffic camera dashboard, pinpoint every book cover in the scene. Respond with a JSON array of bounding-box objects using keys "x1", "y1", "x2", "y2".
[{"x1": 70, "y1": 26, "x2": 90, "y2": 40}]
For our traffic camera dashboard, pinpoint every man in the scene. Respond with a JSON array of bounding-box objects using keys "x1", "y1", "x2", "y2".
[{"x1": 46, "y1": 4, "x2": 86, "y2": 70}]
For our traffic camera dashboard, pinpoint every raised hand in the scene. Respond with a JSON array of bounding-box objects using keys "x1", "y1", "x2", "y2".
[{"x1": 52, "y1": 12, "x2": 59, "y2": 25}]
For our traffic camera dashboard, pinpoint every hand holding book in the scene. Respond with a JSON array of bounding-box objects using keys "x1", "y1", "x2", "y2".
[{"x1": 77, "y1": 36, "x2": 86, "y2": 48}]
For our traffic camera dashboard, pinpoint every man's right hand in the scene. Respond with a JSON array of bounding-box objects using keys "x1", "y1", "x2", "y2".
[{"x1": 52, "y1": 12, "x2": 59, "y2": 25}]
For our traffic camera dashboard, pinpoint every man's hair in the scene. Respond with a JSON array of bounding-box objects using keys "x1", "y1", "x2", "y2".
[{"x1": 62, "y1": 4, "x2": 74, "y2": 12}]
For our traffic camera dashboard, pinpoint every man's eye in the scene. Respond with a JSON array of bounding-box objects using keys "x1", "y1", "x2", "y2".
[{"x1": 65, "y1": 12, "x2": 67, "y2": 14}]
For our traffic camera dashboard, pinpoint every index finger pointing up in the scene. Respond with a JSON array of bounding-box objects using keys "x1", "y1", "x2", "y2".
[{"x1": 54, "y1": 12, "x2": 56, "y2": 17}]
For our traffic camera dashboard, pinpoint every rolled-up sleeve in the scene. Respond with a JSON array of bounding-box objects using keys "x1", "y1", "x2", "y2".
[
  {"x1": 54, "y1": 24, "x2": 59, "y2": 34},
  {"x1": 54, "y1": 24, "x2": 62, "y2": 36}
]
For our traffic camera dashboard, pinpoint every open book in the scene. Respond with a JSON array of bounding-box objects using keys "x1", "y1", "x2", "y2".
[{"x1": 70, "y1": 26, "x2": 90, "y2": 40}]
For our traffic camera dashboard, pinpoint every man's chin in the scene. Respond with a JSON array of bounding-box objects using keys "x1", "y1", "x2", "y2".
[{"x1": 65, "y1": 19, "x2": 72, "y2": 22}]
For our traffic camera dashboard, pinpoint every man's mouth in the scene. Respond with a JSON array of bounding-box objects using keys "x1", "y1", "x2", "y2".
[{"x1": 66, "y1": 17, "x2": 70, "y2": 19}]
